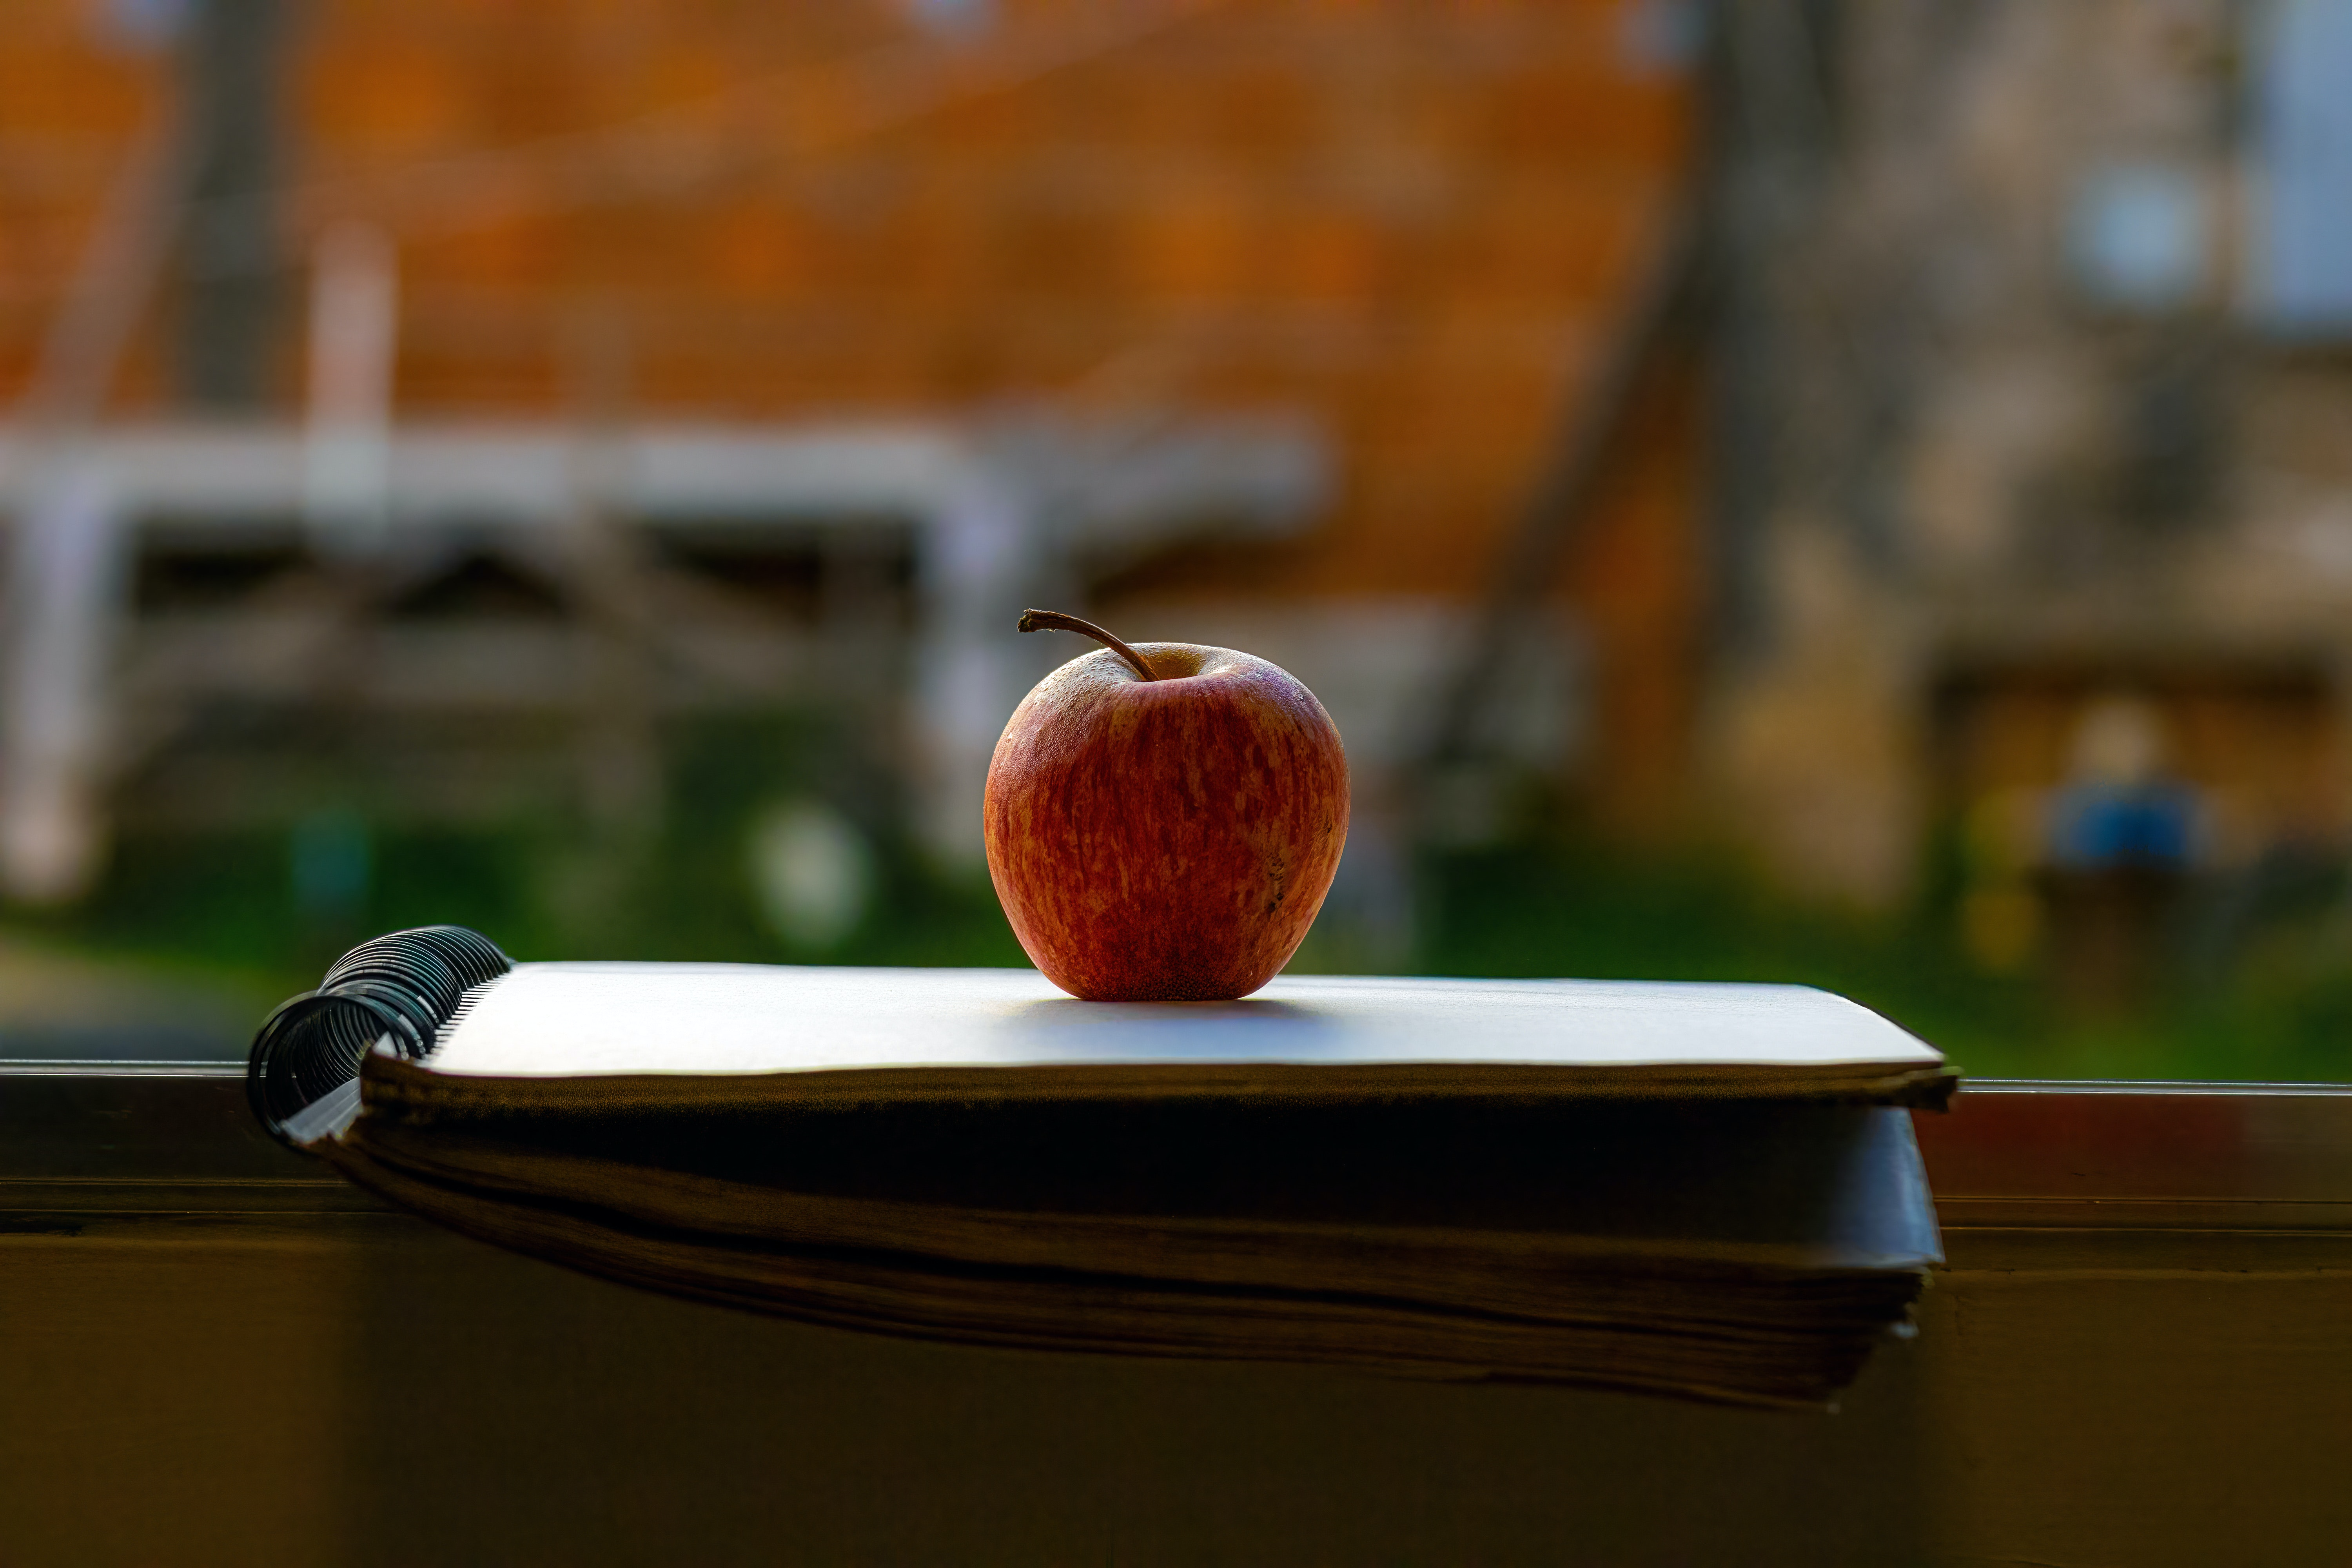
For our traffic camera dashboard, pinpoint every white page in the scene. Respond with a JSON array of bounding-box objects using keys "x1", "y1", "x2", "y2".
[{"x1": 424, "y1": 964, "x2": 1942, "y2": 1079}]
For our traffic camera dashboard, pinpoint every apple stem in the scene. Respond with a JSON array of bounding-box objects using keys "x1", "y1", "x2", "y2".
[{"x1": 1017, "y1": 609, "x2": 1158, "y2": 681}]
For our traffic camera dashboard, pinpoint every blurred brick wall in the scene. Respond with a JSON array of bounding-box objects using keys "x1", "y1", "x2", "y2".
[{"x1": 0, "y1": 0, "x2": 1700, "y2": 807}]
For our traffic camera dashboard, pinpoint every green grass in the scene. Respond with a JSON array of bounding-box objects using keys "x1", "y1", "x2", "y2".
[{"x1": 11, "y1": 754, "x2": 2350, "y2": 1083}]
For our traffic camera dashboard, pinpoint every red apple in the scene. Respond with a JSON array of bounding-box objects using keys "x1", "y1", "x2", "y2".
[{"x1": 984, "y1": 610, "x2": 1350, "y2": 1001}]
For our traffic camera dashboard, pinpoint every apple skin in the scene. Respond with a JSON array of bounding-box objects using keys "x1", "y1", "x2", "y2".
[{"x1": 984, "y1": 641, "x2": 1349, "y2": 1002}]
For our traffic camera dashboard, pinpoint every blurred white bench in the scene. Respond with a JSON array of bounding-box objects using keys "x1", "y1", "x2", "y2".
[{"x1": 0, "y1": 415, "x2": 1328, "y2": 899}]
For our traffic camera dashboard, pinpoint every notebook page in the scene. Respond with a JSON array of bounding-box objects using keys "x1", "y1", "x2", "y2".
[{"x1": 424, "y1": 963, "x2": 1942, "y2": 1080}]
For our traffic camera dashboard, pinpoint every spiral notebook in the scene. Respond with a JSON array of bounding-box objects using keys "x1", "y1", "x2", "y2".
[{"x1": 251, "y1": 928, "x2": 1951, "y2": 1408}]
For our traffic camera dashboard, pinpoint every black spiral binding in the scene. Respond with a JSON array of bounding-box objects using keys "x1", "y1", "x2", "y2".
[{"x1": 247, "y1": 925, "x2": 512, "y2": 1144}]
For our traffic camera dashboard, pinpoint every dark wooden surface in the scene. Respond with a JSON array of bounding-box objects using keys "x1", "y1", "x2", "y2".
[{"x1": 7, "y1": 1068, "x2": 2350, "y2": 1565}]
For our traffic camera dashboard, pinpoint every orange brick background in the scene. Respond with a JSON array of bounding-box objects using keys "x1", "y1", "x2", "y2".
[{"x1": 0, "y1": 0, "x2": 1700, "y2": 796}]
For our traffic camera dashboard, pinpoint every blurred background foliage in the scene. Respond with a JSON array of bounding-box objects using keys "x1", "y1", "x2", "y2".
[
  {"x1": 5, "y1": 1, "x2": 2352, "y2": 1081},
  {"x1": 16, "y1": 768, "x2": 2352, "y2": 1083}
]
